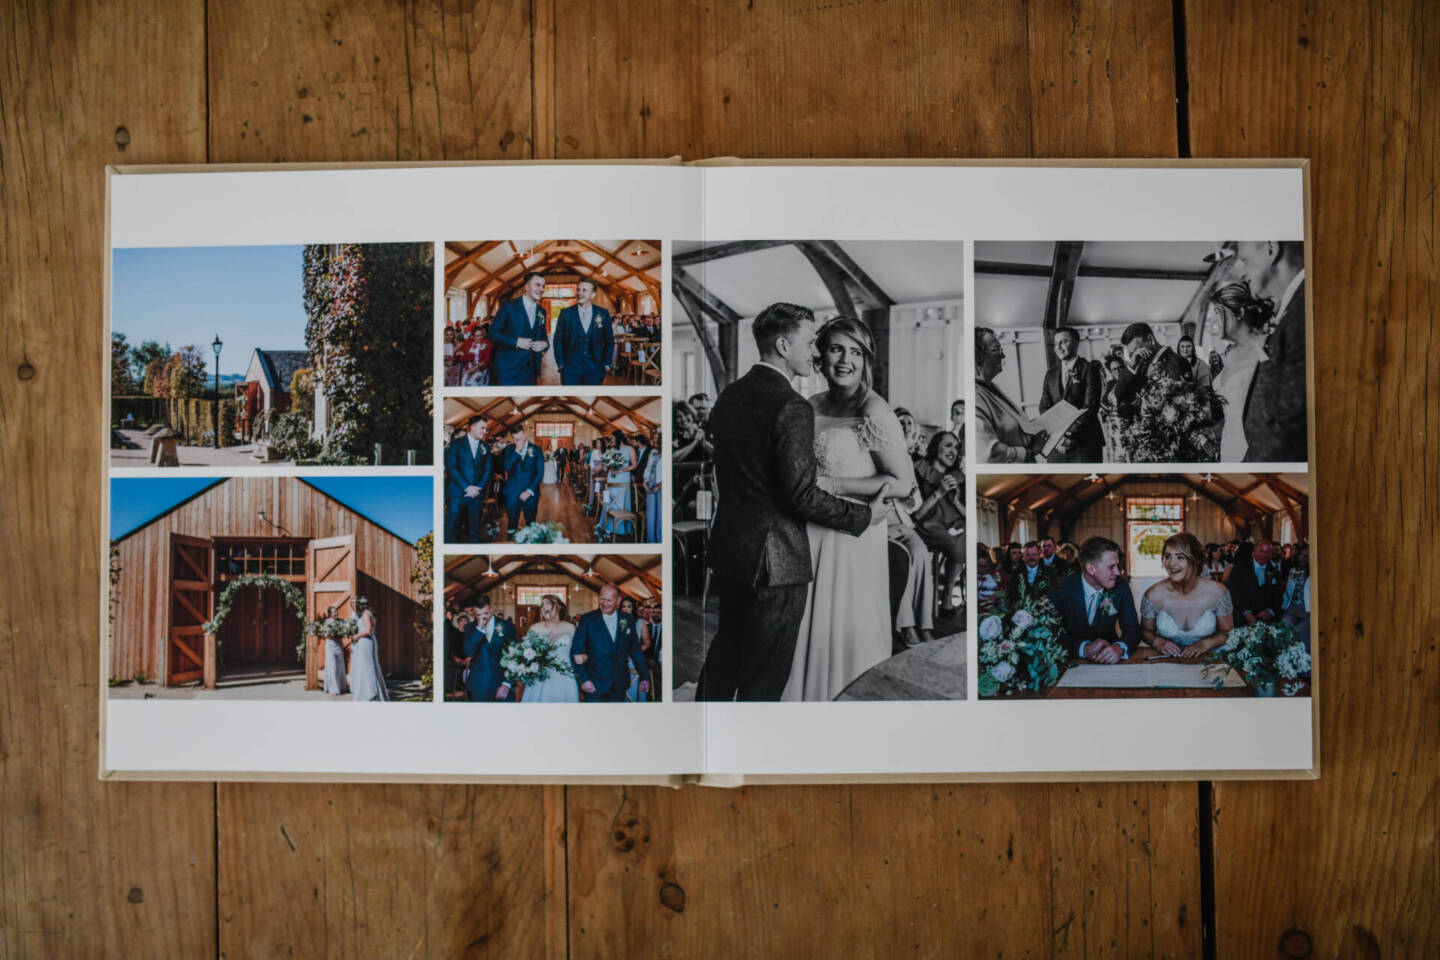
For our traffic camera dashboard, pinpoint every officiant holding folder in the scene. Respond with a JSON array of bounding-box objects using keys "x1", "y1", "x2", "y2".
[
  {"x1": 975, "y1": 327, "x2": 1075, "y2": 463},
  {"x1": 1038, "y1": 328, "x2": 1103, "y2": 462}
]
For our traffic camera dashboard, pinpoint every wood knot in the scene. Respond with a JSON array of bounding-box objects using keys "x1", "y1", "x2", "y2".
[
  {"x1": 114, "y1": 126, "x2": 131, "y2": 149},
  {"x1": 659, "y1": 881, "x2": 685, "y2": 913},
  {"x1": 127, "y1": 886, "x2": 144, "y2": 903},
  {"x1": 17, "y1": 361, "x2": 35, "y2": 381},
  {"x1": 1279, "y1": 927, "x2": 1313, "y2": 958}
]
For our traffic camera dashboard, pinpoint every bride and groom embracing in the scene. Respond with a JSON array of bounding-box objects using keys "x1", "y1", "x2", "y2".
[{"x1": 696, "y1": 303, "x2": 911, "y2": 703}]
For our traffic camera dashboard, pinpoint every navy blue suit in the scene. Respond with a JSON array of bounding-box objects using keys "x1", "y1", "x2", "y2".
[
  {"x1": 489, "y1": 297, "x2": 548, "y2": 386},
  {"x1": 553, "y1": 303, "x2": 613, "y2": 386},
  {"x1": 445, "y1": 436, "x2": 494, "y2": 543},
  {"x1": 501, "y1": 442, "x2": 544, "y2": 530},
  {"x1": 1049, "y1": 572, "x2": 1141, "y2": 660},
  {"x1": 463, "y1": 617, "x2": 517, "y2": 701},
  {"x1": 571, "y1": 610, "x2": 649, "y2": 702}
]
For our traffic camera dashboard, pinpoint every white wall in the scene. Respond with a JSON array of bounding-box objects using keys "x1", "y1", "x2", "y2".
[{"x1": 986, "y1": 322, "x2": 1183, "y2": 419}]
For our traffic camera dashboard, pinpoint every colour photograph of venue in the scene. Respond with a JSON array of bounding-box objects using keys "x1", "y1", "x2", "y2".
[{"x1": 110, "y1": 243, "x2": 434, "y2": 468}]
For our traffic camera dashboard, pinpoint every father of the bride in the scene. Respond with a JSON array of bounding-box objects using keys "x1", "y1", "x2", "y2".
[
  {"x1": 1050, "y1": 536, "x2": 1141, "y2": 663},
  {"x1": 696, "y1": 302, "x2": 889, "y2": 702}
]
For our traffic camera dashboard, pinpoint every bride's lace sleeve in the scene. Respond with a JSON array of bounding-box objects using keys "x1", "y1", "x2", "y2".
[
  {"x1": 1216, "y1": 591, "x2": 1234, "y2": 616},
  {"x1": 857, "y1": 415, "x2": 906, "y2": 453},
  {"x1": 1140, "y1": 594, "x2": 1159, "y2": 620}
]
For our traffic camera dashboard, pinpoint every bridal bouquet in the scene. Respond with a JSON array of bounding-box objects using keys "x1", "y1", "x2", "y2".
[
  {"x1": 513, "y1": 521, "x2": 569, "y2": 544},
  {"x1": 1208, "y1": 622, "x2": 1310, "y2": 696},
  {"x1": 499, "y1": 630, "x2": 574, "y2": 685},
  {"x1": 1122, "y1": 372, "x2": 1224, "y2": 462},
  {"x1": 601, "y1": 450, "x2": 629, "y2": 472},
  {"x1": 316, "y1": 617, "x2": 359, "y2": 640},
  {"x1": 976, "y1": 594, "x2": 1068, "y2": 697}
]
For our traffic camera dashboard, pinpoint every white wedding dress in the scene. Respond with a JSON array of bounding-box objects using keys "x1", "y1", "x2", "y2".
[
  {"x1": 1212, "y1": 346, "x2": 1265, "y2": 462},
  {"x1": 781, "y1": 415, "x2": 894, "y2": 702},
  {"x1": 1142, "y1": 591, "x2": 1234, "y2": 647},
  {"x1": 543, "y1": 456, "x2": 558, "y2": 484},
  {"x1": 521, "y1": 621, "x2": 580, "y2": 702}
]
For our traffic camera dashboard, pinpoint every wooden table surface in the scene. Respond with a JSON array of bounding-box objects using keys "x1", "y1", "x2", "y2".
[{"x1": 2, "y1": 1, "x2": 1435, "y2": 956}]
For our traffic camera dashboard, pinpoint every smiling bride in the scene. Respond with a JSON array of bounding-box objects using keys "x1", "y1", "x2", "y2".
[
  {"x1": 781, "y1": 317, "x2": 911, "y2": 701},
  {"x1": 1139, "y1": 532, "x2": 1235, "y2": 658}
]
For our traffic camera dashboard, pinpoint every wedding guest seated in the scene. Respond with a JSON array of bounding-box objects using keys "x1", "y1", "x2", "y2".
[
  {"x1": 1177, "y1": 334, "x2": 1212, "y2": 389},
  {"x1": 912, "y1": 430, "x2": 966, "y2": 617},
  {"x1": 1006, "y1": 540, "x2": 1054, "y2": 604},
  {"x1": 1138, "y1": 532, "x2": 1234, "y2": 658},
  {"x1": 894, "y1": 407, "x2": 928, "y2": 462},
  {"x1": 1202, "y1": 542, "x2": 1229, "y2": 581},
  {"x1": 976, "y1": 326, "x2": 1060, "y2": 462},
  {"x1": 1058, "y1": 542, "x2": 1079, "y2": 567},
  {"x1": 1039, "y1": 535, "x2": 1071, "y2": 578},
  {"x1": 1227, "y1": 540, "x2": 1283, "y2": 625},
  {"x1": 975, "y1": 545, "x2": 1002, "y2": 617},
  {"x1": 1050, "y1": 536, "x2": 1140, "y2": 663}
]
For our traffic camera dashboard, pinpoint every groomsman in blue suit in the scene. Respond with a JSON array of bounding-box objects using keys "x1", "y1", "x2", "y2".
[
  {"x1": 501, "y1": 422, "x2": 544, "y2": 537},
  {"x1": 553, "y1": 277, "x2": 614, "y2": 386},
  {"x1": 571, "y1": 584, "x2": 650, "y2": 702},
  {"x1": 445, "y1": 414, "x2": 494, "y2": 543},
  {"x1": 463, "y1": 596, "x2": 517, "y2": 701},
  {"x1": 1048, "y1": 536, "x2": 1141, "y2": 663},
  {"x1": 489, "y1": 271, "x2": 550, "y2": 386}
]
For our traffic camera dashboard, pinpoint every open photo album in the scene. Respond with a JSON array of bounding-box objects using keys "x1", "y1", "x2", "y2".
[{"x1": 101, "y1": 160, "x2": 1316, "y2": 783}]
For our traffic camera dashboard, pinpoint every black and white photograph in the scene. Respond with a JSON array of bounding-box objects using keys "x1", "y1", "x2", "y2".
[
  {"x1": 973, "y1": 241, "x2": 1307, "y2": 465},
  {"x1": 670, "y1": 240, "x2": 967, "y2": 702},
  {"x1": 443, "y1": 240, "x2": 661, "y2": 388},
  {"x1": 975, "y1": 473, "x2": 1311, "y2": 699},
  {"x1": 442, "y1": 396, "x2": 663, "y2": 546},
  {"x1": 441, "y1": 554, "x2": 662, "y2": 703}
]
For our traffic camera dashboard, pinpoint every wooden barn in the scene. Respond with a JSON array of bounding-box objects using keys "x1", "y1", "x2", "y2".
[{"x1": 109, "y1": 476, "x2": 426, "y2": 688}]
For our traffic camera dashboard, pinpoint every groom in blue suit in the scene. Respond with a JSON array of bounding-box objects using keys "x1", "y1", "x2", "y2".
[
  {"x1": 571, "y1": 584, "x2": 650, "y2": 702},
  {"x1": 1049, "y1": 536, "x2": 1141, "y2": 663},
  {"x1": 501, "y1": 422, "x2": 544, "y2": 537},
  {"x1": 489, "y1": 271, "x2": 550, "y2": 386},
  {"x1": 445, "y1": 414, "x2": 494, "y2": 543},
  {"x1": 553, "y1": 277, "x2": 614, "y2": 386},
  {"x1": 463, "y1": 597, "x2": 517, "y2": 701}
]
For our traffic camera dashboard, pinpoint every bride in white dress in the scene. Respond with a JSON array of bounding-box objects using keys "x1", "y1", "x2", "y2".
[
  {"x1": 1139, "y1": 532, "x2": 1235, "y2": 658},
  {"x1": 782, "y1": 317, "x2": 912, "y2": 701},
  {"x1": 520, "y1": 595, "x2": 580, "y2": 702},
  {"x1": 542, "y1": 450, "x2": 559, "y2": 484},
  {"x1": 1206, "y1": 281, "x2": 1276, "y2": 462}
]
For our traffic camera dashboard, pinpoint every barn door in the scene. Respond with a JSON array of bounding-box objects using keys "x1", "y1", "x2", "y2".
[
  {"x1": 166, "y1": 533, "x2": 212, "y2": 686},
  {"x1": 306, "y1": 534, "x2": 355, "y2": 690}
]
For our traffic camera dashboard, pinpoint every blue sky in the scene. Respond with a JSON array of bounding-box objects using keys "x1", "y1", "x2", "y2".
[
  {"x1": 110, "y1": 476, "x2": 434, "y2": 543},
  {"x1": 112, "y1": 245, "x2": 308, "y2": 377}
]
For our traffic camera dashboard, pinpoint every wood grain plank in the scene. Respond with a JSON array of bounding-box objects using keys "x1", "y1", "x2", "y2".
[
  {"x1": 207, "y1": 0, "x2": 535, "y2": 162},
  {"x1": 205, "y1": 2, "x2": 551, "y2": 957},
  {"x1": 0, "y1": 0, "x2": 215, "y2": 956},
  {"x1": 1186, "y1": 0, "x2": 1440, "y2": 955},
  {"x1": 560, "y1": 2, "x2": 1200, "y2": 956}
]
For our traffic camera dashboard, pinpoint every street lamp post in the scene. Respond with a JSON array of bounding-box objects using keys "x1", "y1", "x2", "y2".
[{"x1": 211, "y1": 334, "x2": 223, "y2": 449}]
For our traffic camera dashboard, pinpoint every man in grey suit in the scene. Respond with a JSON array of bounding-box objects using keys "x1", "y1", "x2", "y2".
[{"x1": 696, "y1": 302, "x2": 890, "y2": 702}]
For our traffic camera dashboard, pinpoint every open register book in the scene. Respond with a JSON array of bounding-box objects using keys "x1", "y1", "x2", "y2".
[{"x1": 101, "y1": 160, "x2": 1317, "y2": 783}]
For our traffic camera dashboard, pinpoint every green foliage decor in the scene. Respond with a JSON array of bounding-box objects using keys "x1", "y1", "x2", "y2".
[
  {"x1": 302, "y1": 243, "x2": 433, "y2": 465},
  {"x1": 204, "y1": 575, "x2": 316, "y2": 656},
  {"x1": 410, "y1": 532, "x2": 434, "y2": 688},
  {"x1": 269, "y1": 411, "x2": 320, "y2": 461}
]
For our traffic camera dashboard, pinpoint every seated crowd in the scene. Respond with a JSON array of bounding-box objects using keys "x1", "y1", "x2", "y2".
[
  {"x1": 673, "y1": 393, "x2": 968, "y2": 651},
  {"x1": 975, "y1": 534, "x2": 1312, "y2": 661}
]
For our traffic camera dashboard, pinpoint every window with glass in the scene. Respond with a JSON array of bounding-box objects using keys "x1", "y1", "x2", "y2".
[
  {"x1": 515, "y1": 585, "x2": 568, "y2": 607},
  {"x1": 215, "y1": 541, "x2": 308, "y2": 580},
  {"x1": 1125, "y1": 496, "x2": 1184, "y2": 576},
  {"x1": 533, "y1": 421, "x2": 573, "y2": 440}
]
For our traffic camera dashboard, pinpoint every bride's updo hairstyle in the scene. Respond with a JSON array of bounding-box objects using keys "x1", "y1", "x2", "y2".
[
  {"x1": 815, "y1": 316, "x2": 875, "y2": 409},
  {"x1": 1161, "y1": 532, "x2": 1207, "y2": 579},
  {"x1": 540, "y1": 594, "x2": 566, "y2": 621},
  {"x1": 1209, "y1": 282, "x2": 1275, "y2": 334}
]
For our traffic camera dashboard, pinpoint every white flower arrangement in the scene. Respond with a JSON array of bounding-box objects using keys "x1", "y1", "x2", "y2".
[{"x1": 513, "y1": 521, "x2": 569, "y2": 544}]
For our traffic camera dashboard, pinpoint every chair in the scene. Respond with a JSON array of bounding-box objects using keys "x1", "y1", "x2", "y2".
[{"x1": 605, "y1": 507, "x2": 641, "y2": 543}]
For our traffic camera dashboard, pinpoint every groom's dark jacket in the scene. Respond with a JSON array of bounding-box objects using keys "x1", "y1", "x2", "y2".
[
  {"x1": 1243, "y1": 277, "x2": 1307, "y2": 462},
  {"x1": 1049, "y1": 572, "x2": 1141, "y2": 659},
  {"x1": 463, "y1": 617, "x2": 516, "y2": 701},
  {"x1": 571, "y1": 610, "x2": 648, "y2": 697},
  {"x1": 707, "y1": 364, "x2": 870, "y2": 587}
]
